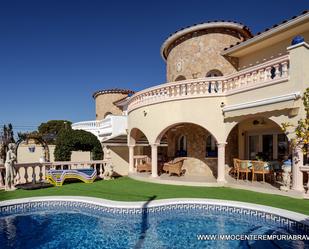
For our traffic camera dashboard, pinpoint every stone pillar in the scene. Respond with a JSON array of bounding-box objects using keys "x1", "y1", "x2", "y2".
[
  {"x1": 217, "y1": 142, "x2": 227, "y2": 183},
  {"x1": 129, "y1": 145, "x2": 135, "y2": 173},
  {"x1": 292, "y1": 145, "x2": 304, "y2": 192},
  {"x1": 151, "y1": 144, "x2": 158, "y2": 178}
]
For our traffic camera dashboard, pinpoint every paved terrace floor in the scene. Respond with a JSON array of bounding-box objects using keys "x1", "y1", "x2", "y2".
[{"x1": 129, "y1": 172, "x2": 306, "y2": 199}]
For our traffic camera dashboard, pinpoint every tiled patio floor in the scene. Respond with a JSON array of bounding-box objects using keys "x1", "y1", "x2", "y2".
[{"x1": 130, "y1": 172, "x2": 305, "y2": 198}]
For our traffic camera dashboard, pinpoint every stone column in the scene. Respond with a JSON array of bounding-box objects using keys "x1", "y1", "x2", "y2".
[
  {"x1": 129, "y1": 145, "x2": 135, "y2": 173},
  {"x1": 217, "y1": 142, "x2": 227, "y2": 183},
  {"x1": 292, "y1": 145, "x2": 304, "y2": 192},
  {"x1": 151, "y1": 144, "x2": 158, "y2": 178}
]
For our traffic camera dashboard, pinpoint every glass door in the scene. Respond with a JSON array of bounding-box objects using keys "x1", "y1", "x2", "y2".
[{"x1": 248, "y1": 135, "x2": 259, "y2": 160}]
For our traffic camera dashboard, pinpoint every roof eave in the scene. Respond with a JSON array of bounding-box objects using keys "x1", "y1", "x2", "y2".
[{"x1": 222, "y1": 12, "x2": 309, "y2": 57}]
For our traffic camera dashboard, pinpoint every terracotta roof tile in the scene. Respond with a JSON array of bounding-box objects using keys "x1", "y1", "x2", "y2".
[
  {"x1": 92, "y1": 88, "x2": 135, "y2": 99},
  {"x1": 223, "y1": 10, "x2": 309, "y2": 51}
]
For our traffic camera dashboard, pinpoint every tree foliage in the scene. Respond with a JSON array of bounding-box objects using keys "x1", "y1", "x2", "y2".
[
  {"x1": 282, "y1": 87, "x2": 309, "y2": 154},
  {"x1": 0, "y1": 123, "x2": 15, "y2": 161},
  {"x1": 54, "y1": 129, "x2": 103, "y2": 161},
  {"x1": 38, "y1": 120, "x2": 72, "y2": 144}
]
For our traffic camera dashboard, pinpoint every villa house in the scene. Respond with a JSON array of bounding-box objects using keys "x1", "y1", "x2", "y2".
[{"x1": 72, "y1": 11, "x2": 309, "y2": 193}]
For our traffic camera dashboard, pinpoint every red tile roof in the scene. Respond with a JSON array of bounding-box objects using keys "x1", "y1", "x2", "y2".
[
  {"x1": 223, "y1": 10, "x2": 309, "y2": 52},
  {"x1": 92, "y1": 88, "x2": 135, "y2": 99}
]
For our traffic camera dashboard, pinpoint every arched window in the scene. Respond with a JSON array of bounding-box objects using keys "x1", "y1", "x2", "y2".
[
  {"x1": 176, "y1": 135, "x2": 187, "y2": 157},
  {"x1": 206, "y1": 135, "x2": 217, "y2": 157},
  {"x1": 175, "y1": 75, "x2": 186, "y2": 81},
  {"x1": 206, "y1": 69, "x2": 223, "y2": 77},
  {"x1": 206, "y1": 69, "x2": 223, "y2": 93},
  {"x1": 104, "y1": 112, "x2": 112, "y2": 118}
]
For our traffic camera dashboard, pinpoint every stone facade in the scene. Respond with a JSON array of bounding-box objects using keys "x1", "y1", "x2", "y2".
[
  {"x1": 166, "y1": 31, "x2": 243, "y2": 82},
  {"x1": 94, "y1": 93, "x2": 127, "y2": 120},
  {"x1": 164, "y1": 124, "x2": 218, "y2": 177},
  {"x1": 225, "y1": 124, "x2": 239, "y2": 167}
]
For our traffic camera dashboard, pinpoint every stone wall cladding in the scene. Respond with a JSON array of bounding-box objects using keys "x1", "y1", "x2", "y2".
[
  {"x1": 165, "y1": 124, "x2": 217, "y2": 177},
  {"x1": 95, "y1": 93, "x2": 127, "y2": 120},
  {"x1": 225, "y1": 124, "x2": 239, "y2": 167},
  {"x1": 166, "y1": 32, "x2": 241, "y2": 82}
]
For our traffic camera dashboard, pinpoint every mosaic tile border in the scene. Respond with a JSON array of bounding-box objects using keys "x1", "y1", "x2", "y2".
[{"x1": 1, "y1": 199, "x2": 308, "y2": 233}]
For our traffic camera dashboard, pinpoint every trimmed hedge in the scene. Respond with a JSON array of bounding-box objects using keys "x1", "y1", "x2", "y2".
[{"x1": 54, "y1": 129, "x2": 103, "y2": 161}]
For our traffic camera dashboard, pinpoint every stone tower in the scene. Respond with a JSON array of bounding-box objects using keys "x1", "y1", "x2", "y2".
[
  {"x1": 92, "y1": 89, "x2": 134, "y2": 120},
  {"x1": 160, "y1": 21, "x2": 253, "y2": 82}
]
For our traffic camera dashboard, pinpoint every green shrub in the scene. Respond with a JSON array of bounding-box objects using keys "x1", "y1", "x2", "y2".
[{"x1": 54, "y1": 129, "x2": 103, "y2": 161}]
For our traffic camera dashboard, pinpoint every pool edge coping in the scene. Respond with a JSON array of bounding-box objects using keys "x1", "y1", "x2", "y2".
[{"x1": 1, "y1": 196, "x2": 308, "y2": 226}]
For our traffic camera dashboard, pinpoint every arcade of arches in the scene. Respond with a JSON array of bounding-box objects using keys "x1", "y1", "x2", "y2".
[{"x1": 128, "y1": 117, "x2": 304, "y2": 188}]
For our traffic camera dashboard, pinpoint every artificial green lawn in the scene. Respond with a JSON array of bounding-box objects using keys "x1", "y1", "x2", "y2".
[{"x1": 0, "y1": 177, "x2": 309, "y2": 215}]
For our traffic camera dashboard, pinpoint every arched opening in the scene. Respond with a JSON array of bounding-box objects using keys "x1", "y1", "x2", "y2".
[
  {"x1": 225, "y1": 117, "x2": 290, "y2": 183},
  {"x1": 175, "y1": 75, "x2": 186, "y2": 81},
  {"x1": 155, "y1": 122, "x2": 218, "y2": 179},
  {"x1": 206, "y1": 69, "x2": 223, "y2": 77},
  {"x1": 16, "y1": 134, "x2": 50, "y2": 162},
  {"x1": 54, "y1": 129, "x2": 103, "y2": 161},
  {"x1": 104, "y1": 112, "x2": 112, "y2": 118},
  {"x1": 129, "y1": 128, "x2": 152, "y2": 172},
  {"x1": 206, "y1": 69, "x2": 223, "y2": 93}
]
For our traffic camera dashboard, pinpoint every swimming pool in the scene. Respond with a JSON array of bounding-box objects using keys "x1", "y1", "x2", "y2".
[{"x1": 0, "y1": 197, "x2": 308, "y2": 249}]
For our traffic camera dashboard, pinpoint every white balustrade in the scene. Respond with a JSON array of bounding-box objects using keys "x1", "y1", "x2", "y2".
[
  {"x1": 0, "y1": 160, "x2": 109, "y2": 186},
  {"x1": 72, "y1": 115, "x2": 127, "y2": 142},
  {"x1": 133, "y1": 155, "x2": 151, "y2": 171},
  {"x1": 128, "y1": 55, "x2": 289, "y2": 112}
]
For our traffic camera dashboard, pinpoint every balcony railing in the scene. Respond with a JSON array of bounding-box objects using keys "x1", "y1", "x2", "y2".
[
  {"x1": 128, "y1": 55, "x2": 289, "y2": 112},
  {"x1": 72, "y1": 115, "x2": 127, "y2": 142}
]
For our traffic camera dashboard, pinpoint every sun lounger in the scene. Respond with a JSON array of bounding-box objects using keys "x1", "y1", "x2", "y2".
[{"x1": 46, "y1": 168, "x2": 97, "y2": 186}]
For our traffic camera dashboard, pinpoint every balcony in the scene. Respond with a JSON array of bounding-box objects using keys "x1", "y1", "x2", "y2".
[
  {"x1": 128, "y1": 55, "x2": 289, "y2": 112},
  {"x1": 72, "y1": 115, "x2": 127, "y2": 142}
]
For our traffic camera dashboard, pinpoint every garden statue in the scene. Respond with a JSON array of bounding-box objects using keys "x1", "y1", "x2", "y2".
[
  {"x1": 5, "y1": 143, "x2": 17, "y2": 191},
  {"x1": 103, "y1": 145, "x2": 111, "y2": 161},
  {"x1": 280, "y1": 160, "x2": 292, "y2": 191},
  {"x1": 103, "y1": 145, "x2": 114, "y2": 180}
]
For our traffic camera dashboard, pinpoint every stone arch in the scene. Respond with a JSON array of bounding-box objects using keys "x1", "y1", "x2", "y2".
[
  {"x1": 129, "y1": 127, "x2": 150, "y2": 146},
  {"x1": 175, "y1": 75, "x2": 186, "y2": 81},
  {"x1": 154, "y1": 122, "x2": 220, "y2": 178},
  {"x1": 224, "y1": 116, "x2": 290, "y2": 164},
  {"x1": 154, "y1": 122, "x2": 219, "y2": 145},
  {"x1": 224, "y1": 115, "x2": 287, "y2": 142}
]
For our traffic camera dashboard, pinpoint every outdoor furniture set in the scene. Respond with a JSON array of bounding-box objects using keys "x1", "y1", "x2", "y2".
[
  {"x1": 136, "y1": 158, "x2": 186, "y2": 176},
  {"x1": 233, "y1": 158, "x2": 274, "y2": 183}
]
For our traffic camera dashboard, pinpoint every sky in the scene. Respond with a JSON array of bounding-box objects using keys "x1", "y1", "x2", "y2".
[{"x1": 0, "y1": 0, "x2": 308, "y2": 133}]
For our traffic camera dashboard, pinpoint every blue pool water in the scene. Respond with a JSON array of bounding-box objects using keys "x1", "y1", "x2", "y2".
[{"x1": 0, "y1": 206, "x2": 308, "y2": 249}]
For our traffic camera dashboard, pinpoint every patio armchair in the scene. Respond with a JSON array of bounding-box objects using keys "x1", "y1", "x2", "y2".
[
  {"x1": 251, "y1": 160, "x2": 273, "y2": 183},
  {"x1": 230, "y1": 158, "x2": 239, "y2": 177},
  {"x1": 163, "y1": 158, "x2": 185, "y2": 176},
  {"x1": 236, "y1": 159, "x2": 251, "y2": 181},
  {"x1": 136, "y1": 162, "x2": 152, "y2": 173}
]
